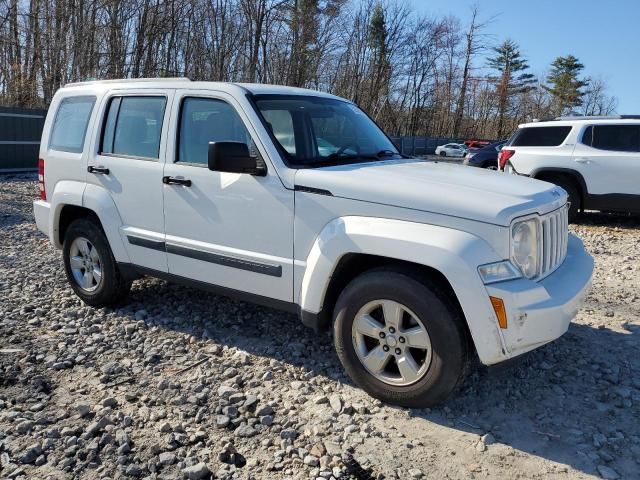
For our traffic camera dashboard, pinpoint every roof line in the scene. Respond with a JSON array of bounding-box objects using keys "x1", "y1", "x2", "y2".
[{"x1": 65, "y1": 77, "x2": 191, "y2": 87}]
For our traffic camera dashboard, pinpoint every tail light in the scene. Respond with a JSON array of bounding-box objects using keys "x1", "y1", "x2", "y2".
[
  {"x1": 38, "y1": 158, "x2": 46, "y2": 200},
  {"x1": 498, "y1": 149, "x2": 515, "y2": 170}
]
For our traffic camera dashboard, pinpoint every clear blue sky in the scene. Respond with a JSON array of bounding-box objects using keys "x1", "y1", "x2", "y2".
[{"x1": 408, "y1": 0, "x2": 640, "y2": 113}]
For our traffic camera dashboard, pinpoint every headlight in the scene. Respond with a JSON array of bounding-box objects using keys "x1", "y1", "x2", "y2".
[
  {"x1": 478, "y1": 261, "x2": 521, "y2": 284},
  {"x1": 511, "y1": 218, "x2": 539, "y2": 278}
]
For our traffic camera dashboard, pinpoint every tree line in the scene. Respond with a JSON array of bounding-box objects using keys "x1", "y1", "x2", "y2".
[{"x1": 0, "y1": 0, "x2": 617, "y2": 140}]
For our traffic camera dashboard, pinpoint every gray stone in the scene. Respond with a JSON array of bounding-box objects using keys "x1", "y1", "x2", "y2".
[
  {"x1": 217, "y1": 385, "x2": 238, "y2": 399},
  {"x1": 260, "y1": 415, "x2": 274, "y2": 426},
  {"x1": 256, "y1": 405, "x2": 274, "y2": 416},
  {"x1": 481, "y1": 433, "x2": 496, "y2": 445},
  {"x1": 216, "y1": 415, "x2": 231, "y2": 428},
  {"x1": 280, "y1": 428, "x2": 298, "y2": 440},
  {"x1": 324, "y1": 441, "x2": 342, "y2": 456},
  {"x1": 102, "y1": 397, "x2": 118, "y2": 408},
  {"x1": 20, "y1": 443, "x2": 42, "y2": 464},
  {"x1": 182, "y1": 462, "x2": 211, "y2": 479},
  {"x1": 159, "y1": 452, "x2": 177, "y2": 466},
  {"x1": 235, "y1": 424, "x2": 257, "y2": 438},
  {"x1": 16, "y1": 421, "x2": 34, "y2": 434},
  {"x1": 408, "y1": 468, "x2": 424, "y2": 479},
  {"x1": 329, "y1": 394, "x2": 342, "y2": 413},
  {"x1": 597, "y1": 465, "x2": 620, "y2": 480},
  {"x1": 303, "y1": 454, "x2": 320, "y2": 467}
]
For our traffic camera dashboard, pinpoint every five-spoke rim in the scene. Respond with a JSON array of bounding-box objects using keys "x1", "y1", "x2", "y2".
[
  {"x1": 69, "y1": 237, "x2": 102, "y2": 292},
  {"x1": 351, "y1": 299, "x2": 432, "y2": 386}
]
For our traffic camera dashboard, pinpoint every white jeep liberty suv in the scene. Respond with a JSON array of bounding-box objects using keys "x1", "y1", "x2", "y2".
[{"x1": 33, "y1": 79, "x2": 594, "y2": 407}]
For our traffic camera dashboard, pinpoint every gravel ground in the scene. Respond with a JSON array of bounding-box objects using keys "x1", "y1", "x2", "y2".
[{"x1": 1, "y1": 175, "x2": 639, "y2": 480}]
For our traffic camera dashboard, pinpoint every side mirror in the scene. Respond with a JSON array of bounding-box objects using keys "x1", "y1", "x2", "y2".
[{"x1": 207, "y1": 142, "x2": 266, "y2": 176}]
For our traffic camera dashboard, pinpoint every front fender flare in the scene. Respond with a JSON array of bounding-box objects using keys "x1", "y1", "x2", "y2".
[{"x1": 299, "y1": 216, "x2": 508, "y2": 364}]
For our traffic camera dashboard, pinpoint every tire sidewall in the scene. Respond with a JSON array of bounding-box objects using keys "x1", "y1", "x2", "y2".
[
  {"x1": 555, "y1": 180, "x2": 580, "y2": 222},
  {"x1": 63, "y1": 219, "x2": 122, "y2": 305},
  {"x1": 333, "y1": 270, "x2": 466, "y2": 407}
]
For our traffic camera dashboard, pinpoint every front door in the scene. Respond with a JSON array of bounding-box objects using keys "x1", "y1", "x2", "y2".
[
  {"x1": 87, "y1": 91, "x2": 173, "y2": 272},
  {"x1": 161, "y1": 90, "x2": 294, "y2": 302}
]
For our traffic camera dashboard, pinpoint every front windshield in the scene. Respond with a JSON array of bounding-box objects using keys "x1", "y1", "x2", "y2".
[{"x1": 252, "y1": 94, "x2": 400, "y2": 168}]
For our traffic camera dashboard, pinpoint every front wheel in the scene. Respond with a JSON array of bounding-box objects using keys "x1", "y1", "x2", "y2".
[
  {"x1": 63, "y1": 218, "x2": 131, "y2": 306},
  {"x1": 333, "y1": 269, "x2": 468, "y2": 408},
  {"x1": 439, "y1": 151, "x2": 447, "y2": 157}
]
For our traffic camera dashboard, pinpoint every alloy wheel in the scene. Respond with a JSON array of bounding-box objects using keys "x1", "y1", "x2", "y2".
[{"x1": 351, "y1": 299, "x2": 432, "y2": 386}]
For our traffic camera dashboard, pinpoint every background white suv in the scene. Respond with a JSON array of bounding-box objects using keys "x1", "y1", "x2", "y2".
[{"x1": 499, "y1": 116, "x2": 640, "y2": 221}]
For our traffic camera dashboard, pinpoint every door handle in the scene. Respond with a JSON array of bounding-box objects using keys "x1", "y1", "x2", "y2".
[
  {"x1": 88, "y1": 165, "x2": 110, "y2": 175},
  {"x1": 574, "y1": 158, "x2": 591, "y2": 164},
  {"x1": 162, "y1": 176, "x2": 192, "y2": 187}
]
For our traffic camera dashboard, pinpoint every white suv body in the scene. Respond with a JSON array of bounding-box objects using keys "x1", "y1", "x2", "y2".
[
  {"x1": 499, "y1": 117, "x2": 640, "y2": 218},
  {"x1": 33, "y1": 79, "x2": 593, "y2": 407}
]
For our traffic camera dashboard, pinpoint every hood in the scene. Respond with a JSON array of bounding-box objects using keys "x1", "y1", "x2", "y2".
[{"x1": 294, "y1": 159, "x2": 567, "y2": 226}]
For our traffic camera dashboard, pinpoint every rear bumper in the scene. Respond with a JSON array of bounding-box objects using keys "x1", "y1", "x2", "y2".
[
  {"x1": 33, "y1": 200, "x2": 51, "y2": 236},
  {"x1": 484, "y1": 233, "x2": 593, "y2": 362}
]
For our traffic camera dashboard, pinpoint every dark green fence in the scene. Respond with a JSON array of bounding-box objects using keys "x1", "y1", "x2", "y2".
[{"x1": 0, "y1": 106, "x2": 47, "y2": 172}]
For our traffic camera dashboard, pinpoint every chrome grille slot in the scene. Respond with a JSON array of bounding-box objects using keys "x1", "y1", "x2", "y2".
[{"x1": 539, "y1": 205, "x2": 568, "y2": 279}]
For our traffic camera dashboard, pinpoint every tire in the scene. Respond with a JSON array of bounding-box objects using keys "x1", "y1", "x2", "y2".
[
  {"x1": 439, "y1": 151, "x2": 447, "y2": 157},
  {"x1": 63, "y1": 218, "x2": 131, "y2": 307},
  {"x1": 552, "y1": 177, "x2": 581, "y2": 222},
  {"x1": 333, "y1": 268, "x2": 468, "y2": 408}
]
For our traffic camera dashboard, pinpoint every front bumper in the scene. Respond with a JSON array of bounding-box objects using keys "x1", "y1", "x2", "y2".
[
  {"x1": 484, "y1": 233, "x2": 593, "y2": 361},
  {"x1": 33, "y1": 200, "x2": 51, "y2": 236}
]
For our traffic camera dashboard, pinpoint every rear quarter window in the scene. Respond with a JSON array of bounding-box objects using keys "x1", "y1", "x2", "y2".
[
  {"x1": 49, "y1": 96, "x2": 96, "y2": 153},
  {"x1": 509, "y1": 126, "x2": 572, "y2": 147},
  {"x1": 587, "y1": 125, "x2": 640, "y2": 152}
]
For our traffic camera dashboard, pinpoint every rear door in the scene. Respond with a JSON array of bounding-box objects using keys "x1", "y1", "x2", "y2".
[
  {"x1": 86, "y1": 90, "x2": 173, "y2": 272},
  {"x1": 572, "y1": 124, "x2": 640, "y2": 200}
]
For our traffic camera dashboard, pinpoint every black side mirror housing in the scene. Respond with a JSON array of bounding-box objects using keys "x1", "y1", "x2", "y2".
[{"x1": 207, "y1": 142, "x2": 266, "y2": 176}]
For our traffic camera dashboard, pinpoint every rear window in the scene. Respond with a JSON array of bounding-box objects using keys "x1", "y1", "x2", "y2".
[
  {"x1": 101, "y1": 96, "x2": 167, "y2": 159},
  {"x1": 582, "y1": 125, "x2": 640, "y2": 152},
  {"x1": 509, "y1": 126, "x2": 571, "y2": 147},
  {"x1": 49, "y1": 96, "x2": 96, "y2": 153}
]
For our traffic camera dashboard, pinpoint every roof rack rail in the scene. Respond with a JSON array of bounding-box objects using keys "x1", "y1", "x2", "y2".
[
  {"x1": 553, "y1": 115, "x2": 640, "y2": 121},
  {"x1": 65, "y1": 77, "x2": 191, "y2": 87}
]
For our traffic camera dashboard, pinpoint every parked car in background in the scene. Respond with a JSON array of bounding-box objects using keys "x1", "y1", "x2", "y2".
[
  {"x1": 464, "y1": 140, "x2": 491, "y2": 150},
  {"x1": 435, "y1": 143, "x2": 466, "y2": 157},
  {"x1": 34, "y1": 79, "x2": 593, "y2": 408},
  {"x1": 499, "y1": 116, "x2": 640, "y2": 221},
  {"x1": 464, "y1": 141, "x2": 506, "y2": 169}
]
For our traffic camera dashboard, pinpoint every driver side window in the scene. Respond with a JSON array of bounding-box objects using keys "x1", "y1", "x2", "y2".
[{"x1": 177, "y1": 97, "x2": 253, "y2": 165}]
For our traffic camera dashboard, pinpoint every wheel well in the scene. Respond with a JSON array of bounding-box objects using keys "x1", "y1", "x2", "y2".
[
  {"x1": 319, "y1": 254, "x2": 473, "y2": 351},
  {"x1": 533, "y1": 170, "x2": 585, "y2": 208},
  {"x1": 58, "y1": 205, "x2": 101, "y2": 245}
]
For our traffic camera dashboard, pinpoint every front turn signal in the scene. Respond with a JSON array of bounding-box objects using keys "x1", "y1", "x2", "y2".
[{"x1": 490, "y1": 296, "x2": 508, "y2": 329}]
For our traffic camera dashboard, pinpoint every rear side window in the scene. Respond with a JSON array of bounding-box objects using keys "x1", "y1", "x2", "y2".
[
  {"x1": 101, "y1": 96, "x2": 167, "y2": 159},
  {"x1": 585, "y1": 125, "x2": 640, "y2": 152},
  {"x1": 49, "y1": 96, "x2": 96, "y2": 153},
  {"x1": 509, "y1": 126, "x2": 571, "y2": 147}
]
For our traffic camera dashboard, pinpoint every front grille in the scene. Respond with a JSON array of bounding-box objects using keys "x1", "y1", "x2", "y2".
[{"x1": 540, "y1": 205, "x2": 569, "y2": 278}]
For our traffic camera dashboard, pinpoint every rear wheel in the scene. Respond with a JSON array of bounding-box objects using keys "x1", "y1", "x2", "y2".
[
  {"x1": 439, "y1": 151, "x2": 447, "y2": 157},
  {"x1": 333, "y1": 269, "x2": 468, "y2": 408},
  {"x1": 63, "y1": 218, "x2": 131, "y2": 306},
  {"x1": 548, "y1": 177, "x2": 581, "y2": 222}
]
